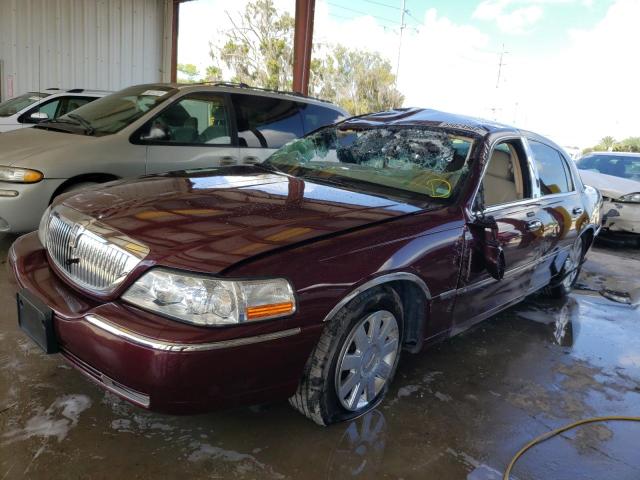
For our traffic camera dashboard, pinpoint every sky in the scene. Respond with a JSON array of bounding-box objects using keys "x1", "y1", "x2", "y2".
[{"x1": 178, "y1": 0, "x2": 639, "y2": 148}]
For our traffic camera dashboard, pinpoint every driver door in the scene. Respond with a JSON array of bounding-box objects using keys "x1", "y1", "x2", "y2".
[
  {"x1": 453, "y1": 138, "x2": 545, "y2": 330},
  {"x1": 142, "y1": 92, "x2": 239, "y2": 174}
]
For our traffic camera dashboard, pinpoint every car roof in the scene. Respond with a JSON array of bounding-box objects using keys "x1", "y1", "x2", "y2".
[
  {"x1": 38, "y1": 88, "x2": 111, "y2": 96},
  {"x1": 136, "y1": 82, "x2": 347, "y2": 113},
  {"x1": 340, "y1": 107, "x2": 565, "y2": 150},
  {"x1": 341, "y1": 108, "x2": 513, "y2": 134}
]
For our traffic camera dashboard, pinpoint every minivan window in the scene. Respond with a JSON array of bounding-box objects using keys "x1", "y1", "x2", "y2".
[
  {"x1": 300, "y1": 103, "x2": 344, "y2": 133},
  {"x1": 139, "y1": 93, "x2": 231, "y2": 145},
  {"x1": 0, "y1": 92, "x2": 50, "y2": 117},
  {"x1": 530, "y1": 140, "x2": 572, "y2": 195},
  {"x1": 265, "y1": 126, "x2": 474, "y2": 202},
  {"x1": 54, "y1": 85, "x2": 177, "y2": 136},
  {"x1": 232, "y1": 94, "x2": 303, "y2": 148}
]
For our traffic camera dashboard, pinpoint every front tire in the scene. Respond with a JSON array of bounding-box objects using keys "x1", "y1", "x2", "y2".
[
  {"x1": 547, "y1": 236, "x2": 585, "y2": 298},
  {"x1": 289, "y1": 286, "x2": 403, "y2": 426}
]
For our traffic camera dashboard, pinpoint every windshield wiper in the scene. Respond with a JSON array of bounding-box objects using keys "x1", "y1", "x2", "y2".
[{"x1": 68, "y1": 113, "x2": 95, "y2": 135}]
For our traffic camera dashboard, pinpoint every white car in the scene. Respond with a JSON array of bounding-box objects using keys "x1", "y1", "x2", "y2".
[
  {"x1": 0, "y1": 82, "x2": 347, "y2": 233},
  {"x1": 578, "y1": 152, "x2": 640, "y2": 244},
  {"x1": 0, "y1": 88, "x2": 108, "y2": 133}
]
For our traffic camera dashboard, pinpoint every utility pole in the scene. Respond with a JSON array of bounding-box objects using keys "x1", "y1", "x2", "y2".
[
  {"x1": 496, "y1": 43, "x2": 508, "y2": 89},
  {"x1": 395, "y1": 0, "x2": 406, "y2": 85}
]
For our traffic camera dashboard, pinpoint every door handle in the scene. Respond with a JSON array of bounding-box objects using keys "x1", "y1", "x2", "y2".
[
  {"x1": 243, "y1": 156, "x2": 260, "y2": 165},
  {"x1": 572, "y1": 207, "x2": 584, "y2": 215},
  {"x1": 220, "y1": 156, "x2": 237, "y2": 166},
  {"x1": 525, "y1": 220, "x2": 543, "y2": 232}
]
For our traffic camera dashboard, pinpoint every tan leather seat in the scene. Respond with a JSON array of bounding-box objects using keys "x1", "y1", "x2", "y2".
[{"x1": 483, "y1": 150, "x2": 519, "y2": 206}]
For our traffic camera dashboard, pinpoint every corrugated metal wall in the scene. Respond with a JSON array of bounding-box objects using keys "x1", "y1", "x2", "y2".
[{"x1": 0, "y1": 0, "x2": 174, "y2": 100}]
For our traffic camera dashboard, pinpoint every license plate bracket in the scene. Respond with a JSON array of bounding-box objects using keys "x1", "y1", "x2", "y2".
[{"x1": 17, "y1": 290, "x2": 58, "y2": 354}]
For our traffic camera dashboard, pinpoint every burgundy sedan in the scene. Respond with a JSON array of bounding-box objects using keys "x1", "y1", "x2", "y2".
[{"x1": 9, "y1": 108, "x2": 602, "y2": 425}]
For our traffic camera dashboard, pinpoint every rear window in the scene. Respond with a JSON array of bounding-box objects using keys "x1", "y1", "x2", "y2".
[
  {"x1": 299, "y1": 103, "x2": 345, "y2": 134},
  {"x1": 232, "y1": 94, "x2": 303, "y2": 149},
  {"x1": 530, "y1": 141, "x2": 573, "y2": 195}
]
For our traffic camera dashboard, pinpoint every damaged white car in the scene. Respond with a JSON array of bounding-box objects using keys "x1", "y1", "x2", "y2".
[{"x1": 578, "y1": 152, "x2": 640, "y2": 245}]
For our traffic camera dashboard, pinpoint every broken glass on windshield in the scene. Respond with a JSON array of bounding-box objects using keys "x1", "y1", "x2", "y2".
[{"x1": 266, "y1": 126, "x2": 475, "y2": 201}]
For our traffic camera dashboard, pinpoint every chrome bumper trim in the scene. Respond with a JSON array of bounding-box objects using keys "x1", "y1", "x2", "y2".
[{"x1": 84, "y1": 314, "x2": 301, "y2": 352}]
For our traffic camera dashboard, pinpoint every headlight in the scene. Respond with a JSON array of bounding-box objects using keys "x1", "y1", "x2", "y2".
[
  {"x1": 618, "y1": 192, "x2": 640, "y2": 203},
  {"x1": 122, "y1": 268, "x2": 296, "y2": 326},
  {"x1": 0, "y1": 166, "x2": 44, "y2": 183},
  {"x1": 38, "y1": 205, "x2": 52, "y2": 248}
]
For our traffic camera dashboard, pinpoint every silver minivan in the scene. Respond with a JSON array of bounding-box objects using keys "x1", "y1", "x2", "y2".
[
  {"x1": 0, "y1": 83, "x2": 347, "y2": 233},
  {"x1": 0, "y1": 88, "x2": 108, "y2": 133}
]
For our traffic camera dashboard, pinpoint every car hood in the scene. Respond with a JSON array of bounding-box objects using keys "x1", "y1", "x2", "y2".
[
  {"x1": 0, "y1": 127, "x2": 92, "y2": 166},
  {"x1": 579, "y1": 169, "x2": 640, "y2": 199},
  {"x1": 60, "y1": 167, "x2": 423, "y2": 273}
]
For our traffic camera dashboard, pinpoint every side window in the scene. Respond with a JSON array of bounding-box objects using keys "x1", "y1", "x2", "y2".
[
  {"x1": 139, "y1": 93, "x2": 231, "y2": 145},
  {"x1": 529, "y1": 141, "x2": 572, "y2": 195},
  {"x1": 299, "y1": 103, "x2": 344, "y2": 134},
  {"x1": 477, "y1": 139, "x2": 532, "y2": 208},
  {"x1": 21, "y1": 99, "x2": 61, "y2": 123},
  {"x1": 232, "y1": 94, "x2": 303, "y2": 148},
  {"x1": 58, "y1": 97, "x2": 93, "y2": 116}
]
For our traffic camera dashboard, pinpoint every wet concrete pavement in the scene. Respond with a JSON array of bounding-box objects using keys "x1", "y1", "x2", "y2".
[{"x1": 1, "y1": 233, "x2": 639, "y2": 480}]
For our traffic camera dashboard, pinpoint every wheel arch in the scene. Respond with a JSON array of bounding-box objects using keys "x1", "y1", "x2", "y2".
[
  {"x1": 322, "y1": 272, "x2": 431, "y2": 354},
  {"x1": 49, "y1": 173, "x2": 120, "y2": 204}
]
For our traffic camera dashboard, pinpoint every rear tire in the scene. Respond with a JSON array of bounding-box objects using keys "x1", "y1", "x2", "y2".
[
  {"x1": 289, "y1": 286, "x2": 403, "y2": 426},
  {"x1": 547, "y1": 236, "x2": 585, "y2": 298}
]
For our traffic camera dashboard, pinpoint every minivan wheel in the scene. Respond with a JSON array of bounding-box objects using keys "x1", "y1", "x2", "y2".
[
  {"x1": 289, "y1": 286, "x2": 403, "y2": 426},
  {"x1": 547, "y1": 236, "x2": 585, "y2": 298}
]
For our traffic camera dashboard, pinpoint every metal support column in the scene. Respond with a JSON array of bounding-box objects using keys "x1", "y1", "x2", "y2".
[{"x1": 292, "y1": 0, "x2": 315, "y2": 95}]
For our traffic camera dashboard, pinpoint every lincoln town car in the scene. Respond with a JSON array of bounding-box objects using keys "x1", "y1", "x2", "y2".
[{"x1": 9, "y1": 108, "x2": 602, "y2": 425}]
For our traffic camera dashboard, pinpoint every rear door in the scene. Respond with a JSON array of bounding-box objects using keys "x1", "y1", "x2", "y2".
[
  {"x1": 454, "y1": 137, "x2": 544, "y2": 328},
  {"x1": 142, "y1": 92, "x2": 239, "y2": 174},
  {"x1": 231, "y1": 93, "x2": 304, "y2": 165},
  {"x1": 527, "y1": 139, "x2": 584, "y2": 290}
]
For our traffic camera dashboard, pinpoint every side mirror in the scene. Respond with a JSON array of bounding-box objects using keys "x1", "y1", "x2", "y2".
[
  {"x1": 29, "y1": 111, "x2": 49, "y2": 122},
  {"x1": 470, "y1": 214, "x2": 506, "y2": 280}
]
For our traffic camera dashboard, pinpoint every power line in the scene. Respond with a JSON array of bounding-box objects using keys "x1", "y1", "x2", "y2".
[
  {"x1": 362, "y1": 0, "x2": 402, "y2": 10},
  {"x1": 327, "y1": 2, "x2": 402, "y2": 25}
]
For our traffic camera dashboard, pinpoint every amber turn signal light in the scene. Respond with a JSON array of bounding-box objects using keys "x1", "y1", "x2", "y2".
[{"x1": 246, "y1": 302, "x2": 295, "y2": 320}]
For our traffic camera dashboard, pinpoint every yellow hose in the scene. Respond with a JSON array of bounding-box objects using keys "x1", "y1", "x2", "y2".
[{"x1": 504, "y1": 416, "x2": 640, "y2": 480}]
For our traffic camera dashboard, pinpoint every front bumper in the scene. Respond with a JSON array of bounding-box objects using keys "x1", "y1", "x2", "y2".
[
  {"x1": 0, "y1": 179, "x2": 65, "y2": 233},
  {"x1": 602, "y1": 199, "x2": 640, "y2": 234},
  {"x1": 8, "y1": 232, "x2": 321, "y2": 413}
]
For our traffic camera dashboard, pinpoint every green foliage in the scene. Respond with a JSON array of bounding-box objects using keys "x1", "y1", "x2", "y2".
[
  {"x1": 584, "y1": 136, "x2": 640, "y2": 154},
  {"x1": 210, "y1": 0, "x2": 294, "y2": 90},
  {"x1": 177, "y1": 63, "x2": 200, "y2": 83},
  {"x1": 207, "y1": 0, "x2": 403, "y2": 115}
]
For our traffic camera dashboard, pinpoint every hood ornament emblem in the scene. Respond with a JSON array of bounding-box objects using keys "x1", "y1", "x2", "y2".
[{"x1": 65, "y1": 224, "x2": 85, "y2": 265}]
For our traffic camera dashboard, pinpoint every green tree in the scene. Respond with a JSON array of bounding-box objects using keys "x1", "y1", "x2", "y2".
[
  {"x1": 596, "y1": 135, "x2": 616, "y2": 151},
  {"x1": 207, "y1": 0, "x2": 403, "y2": 114},
  {"x1": 210, "y1": 0, "x2": 294, "y2": 90},
  {"x1": 177, "y1": 63, "x2": 200, "y2": 83},
  {"x1": 614, "y1": 136, "x2": 640, "y2": 152}
]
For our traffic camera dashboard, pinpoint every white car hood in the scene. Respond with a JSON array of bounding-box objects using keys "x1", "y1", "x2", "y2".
[
  {"x1": 0, "y1": 127, "x2": 94, "y2": 167},
  {"x1": 579, "y1": 169, "x2": 640, "y2": 199}
]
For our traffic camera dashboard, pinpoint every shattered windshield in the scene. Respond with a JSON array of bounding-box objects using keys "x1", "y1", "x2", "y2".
[{"x1": 265, "y1": 126, "x2": 475, "y2": 202}]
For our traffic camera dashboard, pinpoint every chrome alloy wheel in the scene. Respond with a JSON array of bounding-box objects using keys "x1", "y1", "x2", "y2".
[
  {"x1": 562, "y1": 239, "x2": 583, "y2": 289},
  {"x1": 335, "y1": 310, "x2": 400, "y2": 411}
]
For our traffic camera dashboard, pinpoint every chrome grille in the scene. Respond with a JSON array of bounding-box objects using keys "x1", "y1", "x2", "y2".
[{"x1": 45, "y1": 206, "x2": 148, "y2": 294}]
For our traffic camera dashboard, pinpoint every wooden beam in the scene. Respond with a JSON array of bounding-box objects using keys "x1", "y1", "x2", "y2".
[{"x1": 292, "y1": 0, "x2": 315, "y2": 95}]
